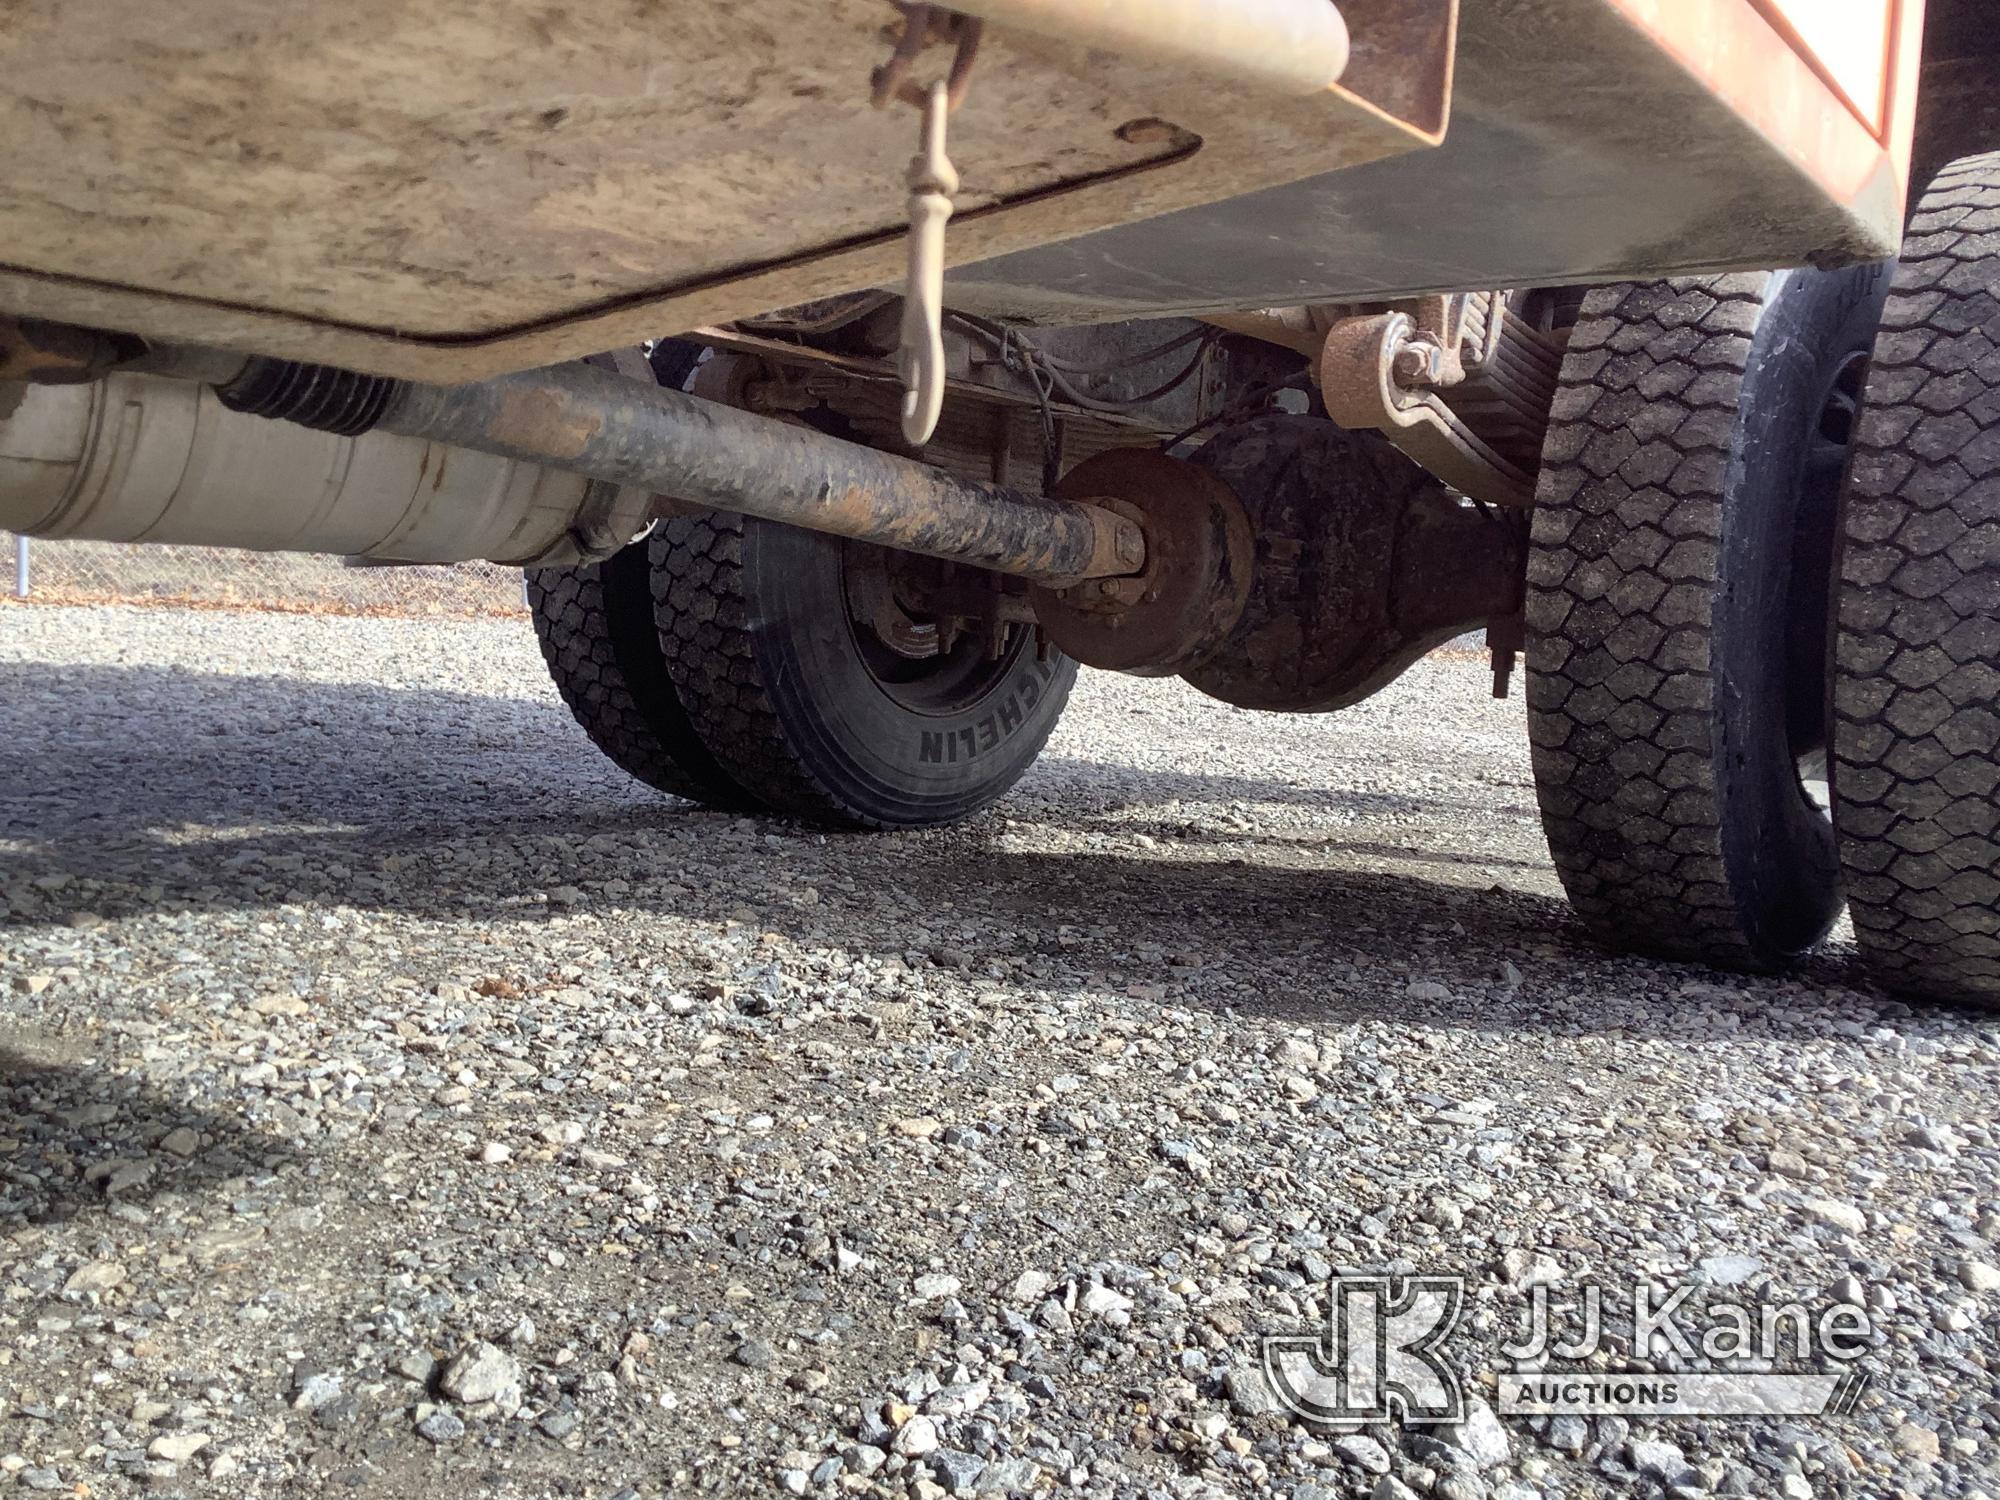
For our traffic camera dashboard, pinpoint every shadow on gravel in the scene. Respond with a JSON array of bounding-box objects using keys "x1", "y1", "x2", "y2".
[
  {"x1": 0, "y1": 1027, "x2": 294, "y2": 1227},
  {"x1": 0, "y1": 662, "x2": 629, "y2": 840},
  {"x1": 1047, "y1": 809, "x2": 1553, "y2": 873},
  {"x1": 1027, "y1": 756, "x2": 1506, "y2": 825},
  {"x1": 0, "y1": 663, "x2": 1459, "y2": 835},
  {"x1": 0, "y1": 660, "x2": 1840, "y2": 1036}
]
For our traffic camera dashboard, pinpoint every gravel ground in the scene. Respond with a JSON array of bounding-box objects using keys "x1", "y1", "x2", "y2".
[{"x1": 0, "y1": 602, "x2": 1997, "y2": 1500}]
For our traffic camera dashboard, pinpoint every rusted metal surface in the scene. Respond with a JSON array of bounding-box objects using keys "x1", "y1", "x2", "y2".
[
  {"x1": 800, "y1": 362, "x2": 1171, "y2": 506},
  {"x1": 1198, "y1": 310, "x2": 1332, "y2": 358},
  {"x1": 366, "y1": 359, "x2": 1144, "y2": 586},
  {"x1": 0, "y1": 0, "x2": 1449, "y2": 383},
  {"x1": 1318, "y1": 301, "x2": 1551, "y2": 507},
  {"x1": 944, "y1": 0, "x2": 1351, "y2": 96},
  {"x1": 691, "y1": 317, "x2": 1229, "y2": 436},
  {"x1": 1180, "y1": 414, "x2": 1525, "y2": 713},
  {"x1": 871, "y1": 4, "x2": 984, "y2": 111},
  {"x1": 1027, "y1": 449, "x2": 1253, "y2": 675},
  {"x1": 0, "y1": 319, "x2": 139, "y2": 385},
  {"x1": 1486, "y1": 609, "x2": 1524, "y2": 699},
  {"x1": 845, "y1": 546, "x2": 1041, "y2": 665},
  {"x1": 1444, "y1": 294, "x2": 1568, "y2": 473}
]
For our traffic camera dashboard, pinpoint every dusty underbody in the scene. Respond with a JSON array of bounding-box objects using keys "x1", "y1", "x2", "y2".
[{"x1": 2, "y1": 0, "x2": 1997, "y2": 1004}]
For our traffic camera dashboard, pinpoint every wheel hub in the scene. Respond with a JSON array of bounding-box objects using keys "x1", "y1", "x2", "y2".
[
  {"x1": 1785, "y1": 348, "x2": 1872, "y2": 768},
  {"x1": 1027, "y1": 448, "x2": 1255, "y2": 676}
]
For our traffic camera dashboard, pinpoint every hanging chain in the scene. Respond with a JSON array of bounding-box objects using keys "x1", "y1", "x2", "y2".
[
  {"x1": 871, "y1": 5, "x2": 982, "y2": 446},
  {"x1": 897, "y1": 81, "x2": 958, "y2": 447}
]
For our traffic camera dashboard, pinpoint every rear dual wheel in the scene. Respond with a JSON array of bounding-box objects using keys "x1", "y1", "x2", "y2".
[
  {"x1": 1529, "y1": 153, "x2": 2000, "y2": 1005},
  {"x1": 644, "y1": 513, "x2": 1074, "y2": 828},
  {"x1": 530, "y1": 505, "x2": 1073, "y2": 828},
  {"x1": 1527, "y1": 267, "x2": 1883, "y2": 971},
  {"x1": 533, "y1": 342, "x2": 1074, "y2": 829}
]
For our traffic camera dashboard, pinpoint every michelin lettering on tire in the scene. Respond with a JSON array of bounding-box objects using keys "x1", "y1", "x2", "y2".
[
  {"x1": 654, "y1": 510, "x2": 1075, "y2": 828},
  {"x1": 917, "y1": 660, "x2": 1053, "y2": 764}
]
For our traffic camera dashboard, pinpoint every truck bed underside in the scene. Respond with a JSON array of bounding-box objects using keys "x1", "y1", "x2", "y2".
[
  {"x1": 948, "y1": 0, "x2": 1924, "y2": 323},
  {"x1": 0, "y1": 0, "x2": 1915, "y2": 381}
]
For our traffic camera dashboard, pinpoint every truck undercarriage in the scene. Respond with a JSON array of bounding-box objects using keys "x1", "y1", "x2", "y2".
[{"x1": 2, "y1": 0, "x2": 1997, "y2": 1004}]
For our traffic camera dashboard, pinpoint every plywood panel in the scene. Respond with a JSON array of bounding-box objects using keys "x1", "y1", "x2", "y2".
[{"x1": 0, "y1": 0, "x2": 1447, "y2": 378}]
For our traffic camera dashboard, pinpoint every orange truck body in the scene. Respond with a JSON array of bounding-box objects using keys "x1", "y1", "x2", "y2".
[{"x1": 0, "y1": 0, "x2": 1944, "y2": 380}]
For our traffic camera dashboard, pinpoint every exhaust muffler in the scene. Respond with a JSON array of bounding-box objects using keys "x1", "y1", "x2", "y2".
[{"x1": 0, "y1": 367, "x2": 651, "y2": 568}]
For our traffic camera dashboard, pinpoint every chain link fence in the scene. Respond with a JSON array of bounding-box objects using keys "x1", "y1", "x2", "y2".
[{"x1": 3, "y1": 534, "x2": 528, "y2": 617}]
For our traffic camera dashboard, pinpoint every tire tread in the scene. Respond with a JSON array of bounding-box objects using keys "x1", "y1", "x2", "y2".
[
  {"x1": 1527, "y1": 275, "x2": 1772, "y2": 967},
  {"x1": 649, "y1": 512, "x2": 861, "y2": 825},
  {"x1": 1835, "y1": 151, "x2": 2000, "y2": 1004},
  {"x1": 526, "y1": 550, "x2": 748, "y2": 807}
]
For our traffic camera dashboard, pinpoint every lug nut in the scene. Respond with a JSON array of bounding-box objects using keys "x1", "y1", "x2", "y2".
[{"x1": 1114, "y1": 521, "x2": 1145, "y2": 568}]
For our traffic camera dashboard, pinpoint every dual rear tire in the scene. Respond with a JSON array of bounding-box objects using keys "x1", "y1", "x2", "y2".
[
  {"x1": 528, "y1": 512, "x2": 1074, "y2": 830},
  {"x1": 1529, "y1": 152, "x2": 2000, "y2": 1005},
  {"x1": 533, "y1": 343, "x2": 1074, "y2": 830}
]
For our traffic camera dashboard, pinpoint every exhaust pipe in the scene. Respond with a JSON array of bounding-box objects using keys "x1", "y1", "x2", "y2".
[
  {"x1": 351, "y1": 358, "x2": 1144, "y2": 585},
  {"x1": 0, "y1": 338, "x2": 1147, "y2": 585}
]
